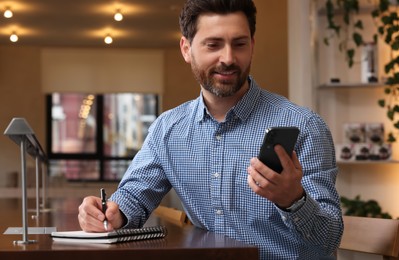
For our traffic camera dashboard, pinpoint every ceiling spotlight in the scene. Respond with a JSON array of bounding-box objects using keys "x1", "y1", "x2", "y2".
[
  {"x1": 10, "y1": 32, "x2": 18, "y2": 43},
  {"x1": 104, "y1": 35, "x2": 113, "y2": 44},
  {"x1": 114, "y1": 9, "x2": 123, "y2": 21},
  {"x1": 4, "y1": 7, "x2": 13, "y2": 18}
]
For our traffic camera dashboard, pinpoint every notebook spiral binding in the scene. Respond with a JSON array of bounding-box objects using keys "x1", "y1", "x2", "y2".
[{"x1": 114, "y1": 226, "x2": 167, "y2": 242}]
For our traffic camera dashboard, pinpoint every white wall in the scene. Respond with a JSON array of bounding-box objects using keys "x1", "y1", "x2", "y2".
[
  {"x1": 41, "y1": 48, "x2": 164, "y2": 94},
  {"x1": 288, "y1": 0, "x2": 316, "y2": 109}
]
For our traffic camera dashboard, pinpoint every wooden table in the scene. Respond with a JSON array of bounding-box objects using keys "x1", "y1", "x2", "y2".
[{"x1": 0, "y1": 198, "x2": 259, "y2": 260}]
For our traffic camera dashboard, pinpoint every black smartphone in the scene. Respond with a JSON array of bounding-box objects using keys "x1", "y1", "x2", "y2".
[{"x1": 258, "y1": 127, "x2": 300, "y2": 173}]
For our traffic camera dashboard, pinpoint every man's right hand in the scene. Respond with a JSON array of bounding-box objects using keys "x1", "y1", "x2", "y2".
[{"x1": 78, "y1": 196, "x2": 124, "y2": 232}]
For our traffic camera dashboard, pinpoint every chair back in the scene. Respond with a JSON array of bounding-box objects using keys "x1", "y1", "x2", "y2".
[
  {"x1": 153, "y1": 205, "x2": 191, "y2": 226},
  {"x1": 340, "y1": 216, "x2": 399, "y2": 259}
]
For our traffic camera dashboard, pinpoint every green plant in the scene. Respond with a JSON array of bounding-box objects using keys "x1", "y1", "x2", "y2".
[
  {"x1": 324, "y1": 0, "x2": 366, "y2": 68},
  {"x1": 372, "y1": 0, "x2": 399, "y2": 142},
  {"x1": 324, "y1": 0, "x2": 399, "y2": 143},
  {"x1": 341, "y1": 195, "x2": 392, "y2": 218},
  {"x1": 341, "y1": 195, "x2": 392, "y2": 219}
]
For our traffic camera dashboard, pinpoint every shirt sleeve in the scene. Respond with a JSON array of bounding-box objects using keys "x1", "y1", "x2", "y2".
[
  {"x1": 109, "y1": 121, "x2": 172, "y2": 228},
  {"x1": 277, "y1": 114, "x2": 344, "y2": 256}
]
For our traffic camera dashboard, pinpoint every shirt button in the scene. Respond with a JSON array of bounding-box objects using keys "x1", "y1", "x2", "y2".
[
  {"x1": 214, "y1": 172, "x2": 220, "y2": 178},
  {"x1": 216, "y1": 209, "x2": 223, "y2": 215},
  {"x1": 216, "y1": 135, "x2": 222, "y2": 140}
]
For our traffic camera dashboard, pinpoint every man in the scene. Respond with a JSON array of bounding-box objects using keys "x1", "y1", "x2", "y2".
[{"x1": 78, "y1": 0, "x2": 343, "y2": 258}]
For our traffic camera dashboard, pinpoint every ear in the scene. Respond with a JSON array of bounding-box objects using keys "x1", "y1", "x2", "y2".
[{"x1": 180, "y1": 36, "x2": 191, "y2": 64}]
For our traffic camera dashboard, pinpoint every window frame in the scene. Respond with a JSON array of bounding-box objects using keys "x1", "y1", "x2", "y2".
[{"x1": 46, "y1": 93, "x2": 159, "y2": 182}]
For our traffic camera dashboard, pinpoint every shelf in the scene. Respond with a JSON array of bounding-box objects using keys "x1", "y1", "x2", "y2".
[
  {"x1": 318, "y1": 83, "x2": 386, "y2": 89},
  {"x1": 337, "y1": 160, "x2": 399, "y2": 165},
  {"x1": 318, "y1": 6, "x2": 376, "y2": 16}
]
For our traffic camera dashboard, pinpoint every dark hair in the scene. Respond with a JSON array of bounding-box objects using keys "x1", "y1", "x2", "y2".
[{"x1": 179, "y1": 0, "x2": 257, "y2": 42}]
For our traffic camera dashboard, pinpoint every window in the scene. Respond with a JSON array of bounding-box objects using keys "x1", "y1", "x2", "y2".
[{"x1": 47, "y1": 93, "x2": 158, "y2": 181}]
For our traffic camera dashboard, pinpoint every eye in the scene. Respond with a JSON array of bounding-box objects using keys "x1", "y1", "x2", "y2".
[
  {"x1": 233, "y1": 41, "x2": 248, "y2": 48},
  {"x1": 206, "y1": 42, "x2": 221, "y2": 49}
]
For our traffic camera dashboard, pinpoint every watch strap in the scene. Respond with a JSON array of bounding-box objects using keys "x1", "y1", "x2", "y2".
[{"x1": 284, "y1": 192, "x2": 306, "y2": 212}]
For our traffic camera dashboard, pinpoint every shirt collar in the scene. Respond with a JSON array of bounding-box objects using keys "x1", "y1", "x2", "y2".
[
  {"x1": 196, "y1": 94, "x2": 208, "y2": 122},
  {"x1": 195, "y1": 75, "x2": 261, "y2": 123},
  {"x1": 233, "y1": 76, "x2": 260, "y2": 122}
]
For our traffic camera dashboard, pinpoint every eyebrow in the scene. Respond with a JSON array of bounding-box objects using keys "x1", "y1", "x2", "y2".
[{"x1": 201, "y1": 36, "x2": 251, "y2": 43}]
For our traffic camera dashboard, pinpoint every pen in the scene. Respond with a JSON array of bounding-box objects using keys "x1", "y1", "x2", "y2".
[{"x1": 100, "y1": 188, "x2": 108, "y2": 231}]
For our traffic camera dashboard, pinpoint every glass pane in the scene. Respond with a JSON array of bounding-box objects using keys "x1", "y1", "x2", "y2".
[
  {"x1": 103, "y1": 160, "x2": 132, "y2": 181},
  {"x1": 49, "y1": 160, "x2": 100, "y2": 181},
  {"x1": 103, "y1": 93, "x2": 157, "y2": 157},
  {"x1": 51, "y1": 93, "x2": 97, "y2": 154}
]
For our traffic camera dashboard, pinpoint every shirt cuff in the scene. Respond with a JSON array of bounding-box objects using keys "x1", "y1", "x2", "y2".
[{"x1": 276, "y1": 191, "x2": 318, "y2": 227}]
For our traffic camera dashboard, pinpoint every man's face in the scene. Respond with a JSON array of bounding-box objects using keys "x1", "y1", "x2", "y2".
[{"x1": 180, "y1": 12, "x2": 254, "y2": 97}]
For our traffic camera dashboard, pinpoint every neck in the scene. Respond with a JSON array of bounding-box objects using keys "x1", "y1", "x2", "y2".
[{"x1": 202, "y1": 82, "x2": 249, "y2": 122}]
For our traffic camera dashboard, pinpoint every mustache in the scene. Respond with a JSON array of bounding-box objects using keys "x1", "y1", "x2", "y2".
[{"x1": 213, "y1": 64, "x2": 240, "y2": 73}]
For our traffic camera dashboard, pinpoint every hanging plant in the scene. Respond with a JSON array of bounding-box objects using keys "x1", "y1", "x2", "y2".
[
  {"x1": 324, "y1": 0, "x2": 367, "y2": 68},
  {"x1": 372, "y1": 0, "x2": 399, "y2": 142},
  {"x1": 324, "y1": 0, "x2": 399, "y2": 143}
]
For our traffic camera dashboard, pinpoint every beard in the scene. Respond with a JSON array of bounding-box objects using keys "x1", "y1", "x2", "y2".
[{"x1": 190, "y1": 56, "x2": 250, "y2": 98}]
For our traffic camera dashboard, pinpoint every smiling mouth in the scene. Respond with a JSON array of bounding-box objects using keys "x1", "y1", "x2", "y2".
[
  {"x1": 214, "y1": 70, "x2": 237, "y2": 77},
  {"x1": 219, "y1": 70, "x2": 236, "y2": 74}
]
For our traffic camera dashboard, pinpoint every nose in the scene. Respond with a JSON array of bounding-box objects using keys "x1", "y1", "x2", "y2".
[{"x1": 220, "y1": 45, "x2": 235, "y2": 66}]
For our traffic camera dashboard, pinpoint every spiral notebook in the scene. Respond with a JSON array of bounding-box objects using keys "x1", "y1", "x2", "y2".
[{"x1": 51, "y1": 226, "x2": 167, "y2": 244}]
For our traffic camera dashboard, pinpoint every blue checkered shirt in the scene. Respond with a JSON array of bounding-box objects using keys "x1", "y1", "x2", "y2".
[{"x1": 110, "y1": 76, "x2": 343, "y2": 259}]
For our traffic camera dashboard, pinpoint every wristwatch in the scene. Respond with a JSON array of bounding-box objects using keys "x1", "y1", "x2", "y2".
[{"x1": 284, "y1": 192, "x2": 306, "y2": 212}]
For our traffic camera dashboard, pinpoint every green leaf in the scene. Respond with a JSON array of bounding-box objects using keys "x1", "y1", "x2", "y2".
[
  {"x1": 348, "y1": 59, "x2": 354, "y2": 68},
  {"x1": 378, "y1": 26, "x2": 385, "y2": 35},
  {"x1": 385, "y1": 33, "x2": 392, "y2": 44},
  {"x1": 379, "y1": 0, "x2": 390, "y2": 12},
  {"x1": 371, "y1": 9, "x2": 380, "y2": 18},
  {"x1": 392, "y1": 39, "x2": 399, "y2": 50},
  {"x1": 394, "y1": 121, "x2": 399, "y2": 129},
  {"x1": 354, "y1": 20, "x2": 363, "y2": 29},
  {"x1": 326, "y1": 0, "x2": 334, "y2": 16},
  {"x1": 382, "y1": 15, "x2": 392, "y2": 25},
  {"x1": 347, "y1": 49, "x2": 355, "y2": 68},
  {"x1": 392, "y1": 25, "x2": 399, "y2": 33},
  {"x1": 352, "y1": 0, "x2": 360, "y2": 13},
  {"x1": 388, "y1": 109, "x2": 395, "y2": 120},
  {"x1": 385, "y1": 87, "x2": 392, "y2": 94},
  {"x1": 344, "y1": 13, "x2": 350, "y2": 25},
  {"x1": 385, "y1": 76, "x2": 394, "y2": 84},
  {"x1": 328, "y1": 24, "x2": 341, "y2": 35},
  {"x1": 324, "y1": 37, "x2": 330, "y2": 46},
  {"x1": 334, "y1": 25, "x2": 341, "y2": 35},
  {"x1": 378, "y1": 99, "x2": 386, "y2": 107},
  {"x1": 347, "y1": 49, "x2": 355, "y2": 58},
  {"x1": 353, "y1": 32, "x2": 363, "y2": 46},
  {"x1": 384, "y1": 61, "x2": 395, "y2": 74},
  {"x1": 390, "y1": 11, "x2": 399, "y2": 21},
  {"x1": 387, "y1": 132, "x2": 396, "y2": 142}
]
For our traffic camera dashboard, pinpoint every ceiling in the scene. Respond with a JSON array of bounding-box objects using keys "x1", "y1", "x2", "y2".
[{"x1": 0, "y1": 0, "x2": 186, "y2": 48}]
